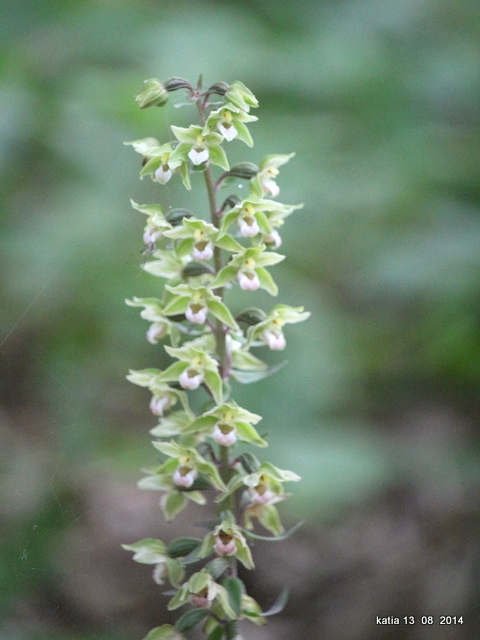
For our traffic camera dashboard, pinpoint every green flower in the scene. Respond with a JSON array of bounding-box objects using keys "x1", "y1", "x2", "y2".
[
  {"x1": 198, "y1": 512, "x2": 254, "y2": 569},
  {"x1": 125, "y1": 139, "x2": 191, "y2": 189},
  {"x1": 204, "y1": 105, "x2": 257, "y2": 146},
  {"x1": 162, "y1": 283, "x2": 239, "y2": 332},
  {"x1": 210, "y1": 245, "x2": 285, "y2": 296},
  {"x1": 125, "y1": 297, "x2": 180, "y2": 345},
  {"x1": 168, "y1": 569, "x2": 237, "y2": 619},
  {"x1": 250, "y1": 153, "x2": 295, "y2": 198},
  {"x1": 122, "y1": 538, "x2": 184, "y2": 587},
  {"x1": 129, "y1": 200, "x2": 172, "y2": 246},
  {"x1": 245, "y1": 304, "x2": 310, "y2": 351},
  {"x1": 217, "y1": 462, "x2": 300, "y2": 536},
  {"x1": 169, "y1": 125, "x2": 229, "y2": 170}
]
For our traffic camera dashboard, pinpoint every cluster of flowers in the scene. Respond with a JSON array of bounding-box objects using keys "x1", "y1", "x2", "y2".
[{"x1": 123, "y1": 76, "x2": 309, "y2": 640}]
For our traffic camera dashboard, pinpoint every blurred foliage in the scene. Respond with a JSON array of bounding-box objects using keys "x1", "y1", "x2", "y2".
[{"x1": 1, "y1": 0, "x2": 480, "y2": 637}]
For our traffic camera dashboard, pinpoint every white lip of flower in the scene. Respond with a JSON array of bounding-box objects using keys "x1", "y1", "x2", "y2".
[
  {"x1": 185, "y1": 303, "x2": 208, "y2": 324},
  {"x1": 212, "y1": 422, "x2": 237, "y2": 446},
  {"x1": 146, "y1": 322, "x2": 167, "y2": 344},
  {"x1": 263, "y1": 229, "x2": 282, "y2": 248},
  {"x1": 152, "y1": 563, "x2": 167, "y2": 585},
  {"x1": 154, "y1": 164, "x2": 172, "y2": 185},
  {"x1": 214, "y1": 532, "x2": 237, "y2": 556},
  {"x1": 188, "y1": 147, "x2": 209, "y2": 165},
  {"x1": 172, "y1": 466, "x2": 198, "y2": 488},
  {"x1": 149, "y1": 394, "x2": 171, "y2": 416},
  {"x1": 179, "y1": 367, "x2": 204, "y2": 390},
  {"x1": 218, "y1": 121, "x2": 238, "y2": 141},
  {"x1": 262, "y1": 178, "x2": 280, "y2": 197},
  {"x1": 238, "y1": 216, "x2": 260, "y2": 238},
  {"x1": 189, "y1": 592, "x2": 211, "y2": 609},
  {"x1": 262, "y1": 329, "x2": 286, "y2": 350},
  {"x1": 237, "y1": 270, "x2": 260, "y2": 291},
  {"x1": 143, "y1": 226, "x2": 163, "y2": 244},
  {"x1": 250, "y1": 485, "x2": 277, "y2": 505},
  {"x1": 192, "y1": 240, "x2": 214, "y2": 261}
]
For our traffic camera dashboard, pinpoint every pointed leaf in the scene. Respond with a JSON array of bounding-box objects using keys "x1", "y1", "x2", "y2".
[
  {"x1": 222, "y1": 578, "x2": 243, "y2": 617},
  {"x1": 167, "y1": 537, "x2": 202, "y2": 558},
  {"x1": 210, "y1": 265, "x2": 238, "y2": 289},
  {"x1": 163, "y1": 296, "x2": 190, "y2": 316},
  {"x1": 233, "y1": 120, "x2": 254, "y2": 147},
  {"x1": 166, "y1": 557, "x2": 185, "y2": 588},
  {"x1": 175, "y1": 609, "x2": 210, "y2": 634},
  {"x1": 235, "y1": 421, "x2": 268, "y2": 447}
]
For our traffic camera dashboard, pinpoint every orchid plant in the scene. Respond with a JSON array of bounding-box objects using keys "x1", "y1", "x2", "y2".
[{"x1": 123, "y1": 76, "x2": 309, "y2": 640}]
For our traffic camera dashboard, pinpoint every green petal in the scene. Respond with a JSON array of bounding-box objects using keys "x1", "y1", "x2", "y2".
[
  {"x1": 208, "y1": 144, "x2": 230, "y2": 171},
  {"x1": 207, "y1": 299, "x2": 239, "y2": 330},
  {"x1": 256, "y1": 267, "x2": 278, "y2": 296}
]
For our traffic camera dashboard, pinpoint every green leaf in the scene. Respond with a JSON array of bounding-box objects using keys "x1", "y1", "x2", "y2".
[
  {"x1": 256, "y1": 267, "x2": 278, "y2": 296},
  {"x1": 255, "y1": 211, "x2": 272, "y2": 235},
  {"x1": 230, "y1": 361, "x2": 287, "y2": 384},
  {"x1": 231, "y1": 349, "x2": 267, "y2": 371},
  {"x1": 208, "y1": 299, "x2": 239, "y2": 330},
  {"x1": 204, "y1": 557, "x2": 229, "y2": 580},
  {"x1": 197, "y1": 457, "x2": 228, "y2": 492},
  {"x1": 175, "y1": 609, "x2": 210, "y2": 634},
  {"x1": 235, "y1": 542, "x2": 255, "y2": 570},
  {"x1": 167, "y1": 537, "x2": 202, "y2": 558},
  {"x1": 215, "y1": 584, "x2": 238, "y2": 619},
  {"x1": 143, "y1": 625, "x2": 185, "y2": 640},
  {"x1": 208, "y1": 145, "x2": 230, "y2": 171},
  {"x1": 204, "y1": 369, "x2": 223, "y2": 405},
  {"x1": 222, "y1": 578, "x2": 243, "y2": 617},
  {"x1": 140, "y1": 155, "x2": 163, "y2": 177},
  {"x1": 206, "y1": 624, "x2": 224, "y2": 640},
  {"x1": 171, "y1": 126, "x2": 195, "y2": 143},
  {"x1": 162, "y1": 490, "x2": 187, "y2": 521},
  {"x1": 242, "y1": 520, "x2": 304, "y2": 541}
]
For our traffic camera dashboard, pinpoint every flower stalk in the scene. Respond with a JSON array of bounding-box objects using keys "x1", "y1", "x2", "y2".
[{"x1": 124, "y1": 75, "x2": 309, "y2": 640}]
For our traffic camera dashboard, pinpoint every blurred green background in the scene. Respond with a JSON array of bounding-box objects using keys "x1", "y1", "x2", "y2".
[{"x1": 1, "y1": 1, "x2": 480, "y2": 639}]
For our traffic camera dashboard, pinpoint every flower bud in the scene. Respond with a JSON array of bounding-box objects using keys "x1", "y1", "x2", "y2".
[
  {"x1": 185, "y1": 304, "x2": 208, "y2": 324},
  {"x1": 212, "y1": 422, "x2": 237, "y2": 446},
  {"x1": 163, "y1": 77, "x2": 193, "y2": 92},
  {"x1": 150, "y1": 394, "x2": 171, "y2": 416},
  {"x1": 227, "y1": 162, "x2": 259, "y2": 180},
  {"x1": 135, "y1": 79, "x2": 169, "y2": 108},
  {"x1": 237, "y1": 270, "x2": 260, "y2": 291},
  {"x1": 206, "y1": 81, "x2": 230, "y2": 96},
  {"x1": 192, "y1": 240, "x2": 214, "y2": 262},
  {"x1": 173, "y1": 466, "x2": 198, "y2": 488},
  {"x1": 166, "y1": 209, "x2": 193, "y2": 226},
  {"x1": 179, "y1": 367, "x2": 204, "y2": 390},
  {"x1": 146, "y1": 322, "x2": 168, "y2": 344},
  {"x1": 262, "y1": 329, "x2": 286, "y2": 350}
]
